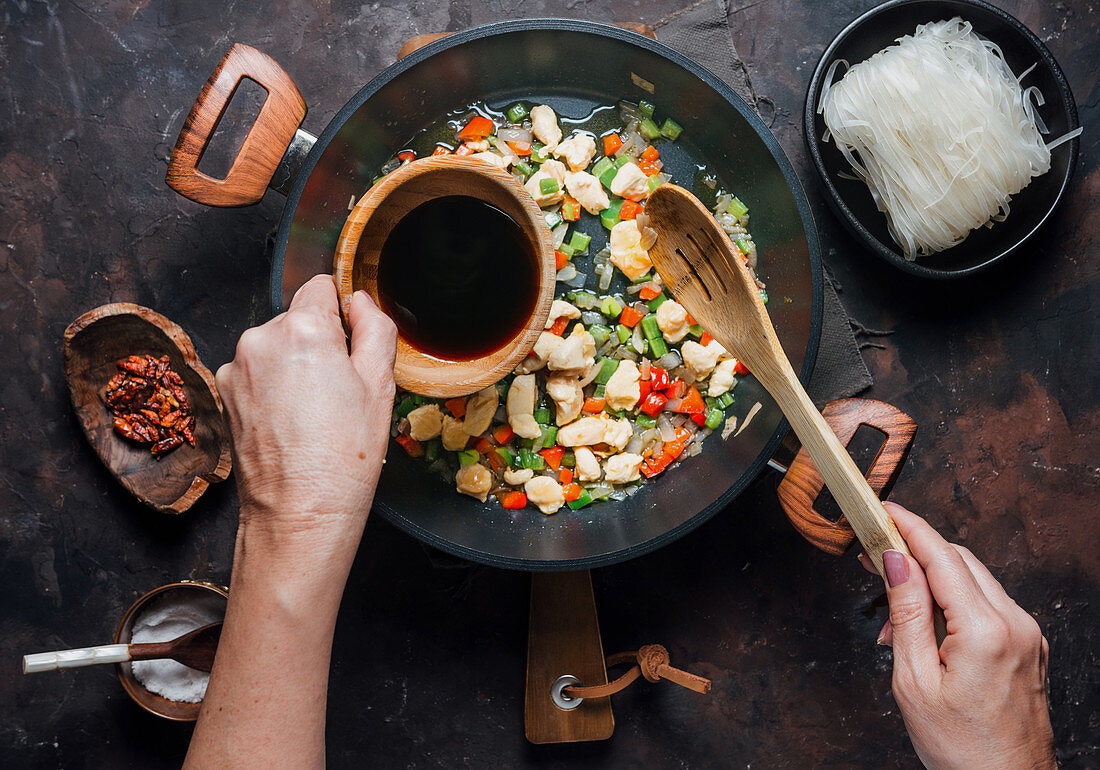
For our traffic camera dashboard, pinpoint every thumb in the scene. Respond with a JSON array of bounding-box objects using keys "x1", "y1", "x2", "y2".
[
  {"x1": 348, "y1": 290, "x2": 397, "y2": 386},
  {"x1": 881, "y1": 549, "x2": 942, "y2": 684}
]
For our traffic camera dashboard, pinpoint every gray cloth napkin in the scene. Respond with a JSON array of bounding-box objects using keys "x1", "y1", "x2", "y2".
[{"x1": 657, "y1": 0, "x2": 873, "y2": 405}]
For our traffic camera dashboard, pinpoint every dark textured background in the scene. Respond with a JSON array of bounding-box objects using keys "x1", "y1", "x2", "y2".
[{"x1": 1, "y1": 1, "x2": 1096, "y2": 767}]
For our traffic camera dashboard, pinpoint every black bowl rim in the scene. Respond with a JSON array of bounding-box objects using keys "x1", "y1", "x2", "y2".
[
  {"x1": 802, "y1": 0, "x2": 1081, "y2": 280},
  {"x1": 271, "y1": 18, "x2": 824, "y2": 570}
]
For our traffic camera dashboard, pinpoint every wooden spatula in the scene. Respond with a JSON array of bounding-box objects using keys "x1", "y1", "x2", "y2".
[
  {"x1": 644, "y1": 184, "x2": 911, "y2": 574},
  {"x1": 23, "y1": 622, "x2": 223, "y2": 674}
]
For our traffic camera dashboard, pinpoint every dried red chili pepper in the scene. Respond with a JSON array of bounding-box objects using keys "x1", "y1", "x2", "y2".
[{"x1": 103, "y1": 353, "x2": 195, "y2": 459}]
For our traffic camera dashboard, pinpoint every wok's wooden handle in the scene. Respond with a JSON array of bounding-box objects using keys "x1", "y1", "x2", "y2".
[
  {"x1": 166, "y1": 44, "x2": 306, "y2": 207},
  {"x1": 397, "y1": 23, "x2": 657, "y2": 60},
  {"x1": 777, "y1": 398, "x2": 917, "y2": 556}
]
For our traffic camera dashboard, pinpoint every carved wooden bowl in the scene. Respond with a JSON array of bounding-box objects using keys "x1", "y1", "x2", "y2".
[
  {"x1": 332, "y1": 155, "x2": 556, "y2": 398},
  {"x1": 63, "y1": 303, "x2": 232, "y2": 514}
]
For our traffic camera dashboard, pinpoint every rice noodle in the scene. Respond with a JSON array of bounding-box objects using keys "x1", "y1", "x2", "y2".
[{"x1": 818, "y1": 18, "x2": 1082, "y2": 259}]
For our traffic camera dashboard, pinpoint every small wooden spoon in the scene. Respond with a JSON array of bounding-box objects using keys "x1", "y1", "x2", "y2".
[
  {"x1": 645, "y1": 185, "x2": 911, "y2": 574},
  {"x1": 23, "y1": 622, "x2": 223, "y2": 675}
]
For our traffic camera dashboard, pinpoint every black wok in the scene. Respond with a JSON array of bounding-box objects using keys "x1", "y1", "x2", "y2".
[{"x1": 167, "y1": 20, "x2": 823, "y2": 570}]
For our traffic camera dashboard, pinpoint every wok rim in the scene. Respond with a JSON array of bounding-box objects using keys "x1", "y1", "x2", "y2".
[{"x1": 270, "y1": 18, "x2": 823, "y2": 570}]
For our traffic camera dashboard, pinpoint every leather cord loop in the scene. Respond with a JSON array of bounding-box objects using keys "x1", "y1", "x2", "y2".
[{"x1": 562, "y1": 644, "x2": 712, "y2": 700}]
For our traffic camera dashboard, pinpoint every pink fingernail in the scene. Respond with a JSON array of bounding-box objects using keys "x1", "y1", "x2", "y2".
[
  {"x1": 883, "y1": 550, "x2": 909, "y2": 587},
  {"x1": 357, "y1": 290, "x2": 377, "y2": 307},
  {"x1": 876, "y1": 620, "x2": 891, "y2": 645}
]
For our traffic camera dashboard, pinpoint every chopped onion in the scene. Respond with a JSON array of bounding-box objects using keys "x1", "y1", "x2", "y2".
[
  {"x1": 639, "y1": 226, "x2": 658, "y2": 250},
  {"x1": 597, "y1": 340, "x2": 615, "y2": 357},
  {"x1": 581, "y1": 310, "x2": 603, "y2": 326},
  {"x1": 590, "y1": 485, "x2": 613, "y2": 499},
  {"x1": 664, "y1": 397, "x2": 683, "y2": 412},
  {"x1": 639, "y1": 358, "x2": 651, "y2": 379},
  {"x1": 656, "y1": 351, "x2": 682, "y2": 370},
  {"x1": 598, "y1": 262, "x2": 614, "y2": 291},
  {"x1": 496, "y1": 127, "x2": 533, "y2": 143},
  {"x1": 625, "y1": 433, "x2": 644, "y2": 455},
  {"x1": 609, "y1": 490, "x2": 628, "y2": 501},
  {"x1": 624, "y1": 483, "x2": 642, "y2": 496},
  {"x1": 634, "y1": 212, "x2": 649, "y2": 230},
  {"x1": 631, "y1": 323, "x2": 645, "y2": 354},
  {"x1": 556, "y1": 264, "x2": 578, "y2": 282},
  {"x1": 656, "y1": 414, "x2": 676, "y2": 442},
  {"x1": 672, "y1": 366, "x2": 696, "y2": 385},
  {"x1": 686, "y1": 442, "x2": 703, "y2": 457},
  {"x1": 702, "y1": 174, "x2": 717, "y2": 189},
  {"x1": 551, "y1": 222, "x2": 569, "y2": 249},
  {"x1": 684, "y1": 420, "x2": 699, "y2": 434},
  {"x1": 573, "y1": 291, "x2": 598, "y2": 309},
  {"x1": 670, "y1": 413, "x2": 688, "y2": 428},
  {"x1": 566, "y1": 271, "x2": 588, "y2": 288},
  {"x1": 579, "y1": 364, "x2": 601, "y2": 387},
  {"x1": 626, "y1": 282, "x2": 646, "y2": 295},
  {"x1": 619, "y1": 101, "x2": 641, "y2": 120},
  {"x1": 611, "y1": 346, "x2": 639, "y2": 362}
]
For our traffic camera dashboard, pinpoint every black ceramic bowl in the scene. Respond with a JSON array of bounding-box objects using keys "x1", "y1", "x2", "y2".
[{"x1": 803, "y1": 0, "x2": 1080, "y2": 279}]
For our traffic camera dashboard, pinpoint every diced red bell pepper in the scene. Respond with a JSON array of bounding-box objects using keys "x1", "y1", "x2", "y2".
[
  {"x1": 395, "y1": 435, "x2": 424, "y2": 457},
  {"x1": 691, "y1": 412, "x2": 707, "y2": 426},
  {"x1": 637, "y1": 159, "x2": 662, "y2": 176},
  {"x1": 501, "y1": 490, "x2": 527, "y2": 509},
  {"x1": 675, "y1": 386, "x2": 706, "y2": 414},
  {"x1": 639, "y1": 391, "x2": 668, "y2": 417},
  {"x1": 445, "y1": 397, "x2": 467, "y2": 418},
  {"x1": 458, "y1": 115, "x2": 494, "y2": 140},
  {"x1": 492, "y1": 424, "x2": 515, "y2": 445},
  {"x1": 649, "y1": 366, "x2": 671, "y2": 391},
  {"x1": 619, "y1": 200, "x2": 641, "y2": 221},
  {"x1": 559, "y1": 467, "x2": 573, "y2": 484},
  {"x1": 487, "y1": 449, "x2": 507, "y2": 474},
  {"x1": 432, "y1": 145, "x2": 452, "y2": 156},
  {"x1": 640, "y1": 145, "x2": 660, "y2": 162},
  {"x1": 549, "y1": 316, "x2": 569, "y2": 336},
  {"x1": 603, "y1": 133, "x2": 623, "y2": 155},
  {"x1": 475, "y1": 437, "x2": 494, "y2": 455},
  {"x1": 562, "y1": 483, "x2": 582, "y2": 502},
  {"x1": 455, "y1": 144, "x2": 476, "y2": 156},
  {"x1": 667, "y1": 379, "x2": 687, "y2": 399},
  {"x1": 555, "y1": 250, "x2": 570, "y2": 270},
  {"x1": 638, "y1": 283, "x2": 662, "y2": 301},
  {"x1": 619, "y1": 305, "x2": 646, "y2": 328},
  {"x1": 641, "y1": 427, "x2": 692, "y2": 477},
  {"x1": 685, "y1": 313, "x2": 697, "y2": 325},
  {"x1": 507, "y1": 141, "x2": 531, "y2": 156},
  {"x1": 561, "y1": 195, "x2": 581, "y2": 222},
  {"x1": 397, "y1": 150, "x2": 416, "y2": 163},
  {"x1": 700, "y1": 331, "x2": 714, "y2": 346},
  {"x1": 582, "y1": 397, "x2": 605, "y2": 413},
  {"x1": 540, "y1": 445, "x2": 565, "y2": 471},
  {"x1": 638, "y1": 379, "x2": 652, "y2": 400},
  {"x1": 734, "y1": 360, "x2": 750, "y2": 376}
]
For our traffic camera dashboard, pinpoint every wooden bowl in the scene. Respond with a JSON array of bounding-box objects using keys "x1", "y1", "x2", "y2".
[
  {"x1": 63, "y1": 303, "x2": 232, "y2": 514},
  {"x1": 332, "y1": 155, "x2": 556, "y2": 398},
  {"x1": 113, "y1": 581, "x2": 229, "y2": 721}
]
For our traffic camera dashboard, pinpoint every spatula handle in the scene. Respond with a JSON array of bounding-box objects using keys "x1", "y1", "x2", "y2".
[{"x1": 23, "y1": 644, "x2": 131, "y2": 674}]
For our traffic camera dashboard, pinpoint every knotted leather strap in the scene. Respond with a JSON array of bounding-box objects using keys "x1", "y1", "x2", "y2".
[{"x1": 562, "y1": 644, "x2": 711, "y2": 699}]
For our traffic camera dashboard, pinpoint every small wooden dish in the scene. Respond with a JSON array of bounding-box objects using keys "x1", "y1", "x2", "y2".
[
  {"x1": 63, "y1": 303, "x2": 232, "y2": 514},
  {"x1": 332, "y1": 155, "x2": 556, "y2": 398},
  {"x1": 113, "y1": 581, "x2": 229, "y2": 721}
]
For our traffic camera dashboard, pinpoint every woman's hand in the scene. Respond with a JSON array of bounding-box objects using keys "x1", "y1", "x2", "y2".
[
  {"x1": 861, "y1": 502, "x2": 1055, "y2": 770},
  {"x1": 215, "y1": 275, "x2": 396, "y2": 550}
]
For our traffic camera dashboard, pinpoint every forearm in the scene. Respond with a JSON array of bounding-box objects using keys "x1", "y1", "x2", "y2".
[{"x1": 183, "y1": 513, "x2": 364, "y2": 770}]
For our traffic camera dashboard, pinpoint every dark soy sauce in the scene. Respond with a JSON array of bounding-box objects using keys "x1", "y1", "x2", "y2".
[{"x1": 377, "y1": 195, "x2": 538, "y2": 361}]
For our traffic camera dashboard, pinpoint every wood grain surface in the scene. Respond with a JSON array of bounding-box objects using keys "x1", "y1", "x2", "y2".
[
  {"x1": 333, "y1": 156, "x2": 556, "y2": 398},
  {"x1": 63, "y1": 304, "x2": 232, "y2": 514}
]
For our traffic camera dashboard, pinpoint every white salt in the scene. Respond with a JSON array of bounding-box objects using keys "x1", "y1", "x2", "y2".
[{"x1": 130, "y1": 590, "x2": 226, "y2": 703}]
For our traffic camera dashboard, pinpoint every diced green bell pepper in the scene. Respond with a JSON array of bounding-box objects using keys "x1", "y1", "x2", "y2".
[
  {"x1": 647, "y1": 293, "x2": 668, "y2": 312},
  {"x1": 600, "y1": 198, "x2": 624, "y2": 230},
  {"x1": 636, "y1": 413, "x2": 657, "y2": 428},
  {"x1": 659, "y1": 118, "x2": 683, "y2": 140},
  {"x1": 557, "y1": 242, "x2": 576, "y2": 258},
  {"x1": 616, "y1": 324, "x2": 632, "y2": 344},
  {"x1": 561, "y1": 450, "x2": 576, "y2": 468},
  {"x1": 516, "y1": 448, "x2": 545, "y2": 470},
  {"x1": 424, "y1": 438, "x2": 441, "y2": 461},
  {"x1": 704, "y1": 408, "x2": 725, "y2": 430},
  {"x1": 589, "y1": 324, "x2": 612, "y2": 347},
  {"x1": 591, "y1": 156, "x2": 614, "y2": 180},
  {"x1": 567, "y1": 490, "x2": 594, "y2": 510},
  {"x1": 495, "y1": 446, "x2": 515, "y2": 467},
  {"x1": 458, "y1": 449, "x2": 479, "y2": 466},
  {"x1": 594, "y1": 357, "x2": 620, "y2": 384},
  {"x1": 640, "y1": 314, "x2": 668, "y2": 358},
  {"x1": 533, "y1": 408, "x2": 551, "y2": 425},
  {"x1": 639, "y1": 118, "x2": 661, "y2": 140},
  {"x1": 717, "y1": 392, "x2": 735, "y2": 409},
  {"x1": 530, "y1": 143, "x2": 549, "y2": 163},
  {"x1": 726, "y1": 196, "x2": 748, "y2": 219},
  {"x1": 513, "y1": 160, "x2": 535, "y2": 179},
  {"x1": 568, "y1": 231, "x2": 591, "y2": 254},
  {"x1": 396, "y1": 396, "x2": 417, "y2": 418},
  {"x1": 638, "y1": 100, "x2": 656, "y2": 118},
  {"x1": 600, "y1": 296, "x2": 622, "y2": 317},
  {"x1": 759, "y1": 288, "x2": 769, "y2": 305},
  {"x1": 540, "y1": 178, "x2": 560, "y2": 195},
  {"x1": 545, "y1": 210, "x2": 563, "y2": 230},
  {"x1": 688, "y1": 324, "x2": 704, "y2": 339},
  {"x1": 506, "y1": 102, "x2": 529, "y2": 122}
]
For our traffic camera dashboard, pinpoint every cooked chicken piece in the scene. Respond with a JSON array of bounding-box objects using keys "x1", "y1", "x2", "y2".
[
  {"x1": 463, "y1": 385, "x2": 499, "y2": 436},
  {"x1": 681, "y1": 339, "x2": 728, "y2": 379},
  {"x1": 507, "y1": 374, "x2": 542, "y2": 439},
  {"x1": 573, "y1": 447, "x2": 602, "y2": 482},
  {"x1": 603, "y1": 418, "x2": 633, "y2": 451},
  {"x1": 515, "y1": 332, "x2": 564, "y2": 375},
  {"x1": 707, "y1": 358, "x2": 739, "y2": 397},
  {"x1": 470, "y1": 151, "x2": 509, "y2": 170},
  {"x1": 441, "y1": 414, "x2": 469, "y2": 451},
  {"x1": 557, "y1": 416, "x2": 608, "y2": 447},
  {"x1": 504, "y1": 467, "x2": 534, "y2": 486},
  {"x1": 525, "y1": 169, "x2": 565, "y2": 207},
  {"x1": 545, "y1": 373, "x2": 584, "y2": 426},
  {"x1": 610, "y1": 161, "x2": 650, "y2": 201},
  {"x1": 544, "y1": 299, "x2": 581, "y2": 329},
  {"x1": 530, "y1": 105, "x2": 562, "y2": 149},
  {"x1": 609, "y1": 220, "x2": 653, "y2": 281},
  {"x1": 540, "y1": 158, "x2": 568, "y2": 183},
  {"x1": 604, "y1": 359, "x2": 641, "y2": 412},
  {"x1": 603, "y1": 453, "x2": 644, "y2": 484},
  {"x1": 564, "y1": 171, "x2": 610, "y2": 214},
  {"x1": 456, "y1": 463, "x2": 492, "y2": 502},
  {"x1": 655, "y1": 299, "x2": 690, "y2": 343},
  {"x1": 547, "y1": 334, "x2": 587, "y2": 376},
  {"x1": 525, "y1": 475, "x2": 565, "y2": 515},
  {"x1": 553, "y1": 133, "x2": 597, "y2": 171},
  {"x1": 406, "y1": 404, "x2": 442, "y2": 441},
  {"x1": 569, "y1": 324, "x2": 597, "y2": 361}
]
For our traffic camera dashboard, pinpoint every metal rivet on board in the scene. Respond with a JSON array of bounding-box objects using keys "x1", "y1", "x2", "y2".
[{"x1": 551, "y1": 674, "x2": 583, "y2": 710}]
